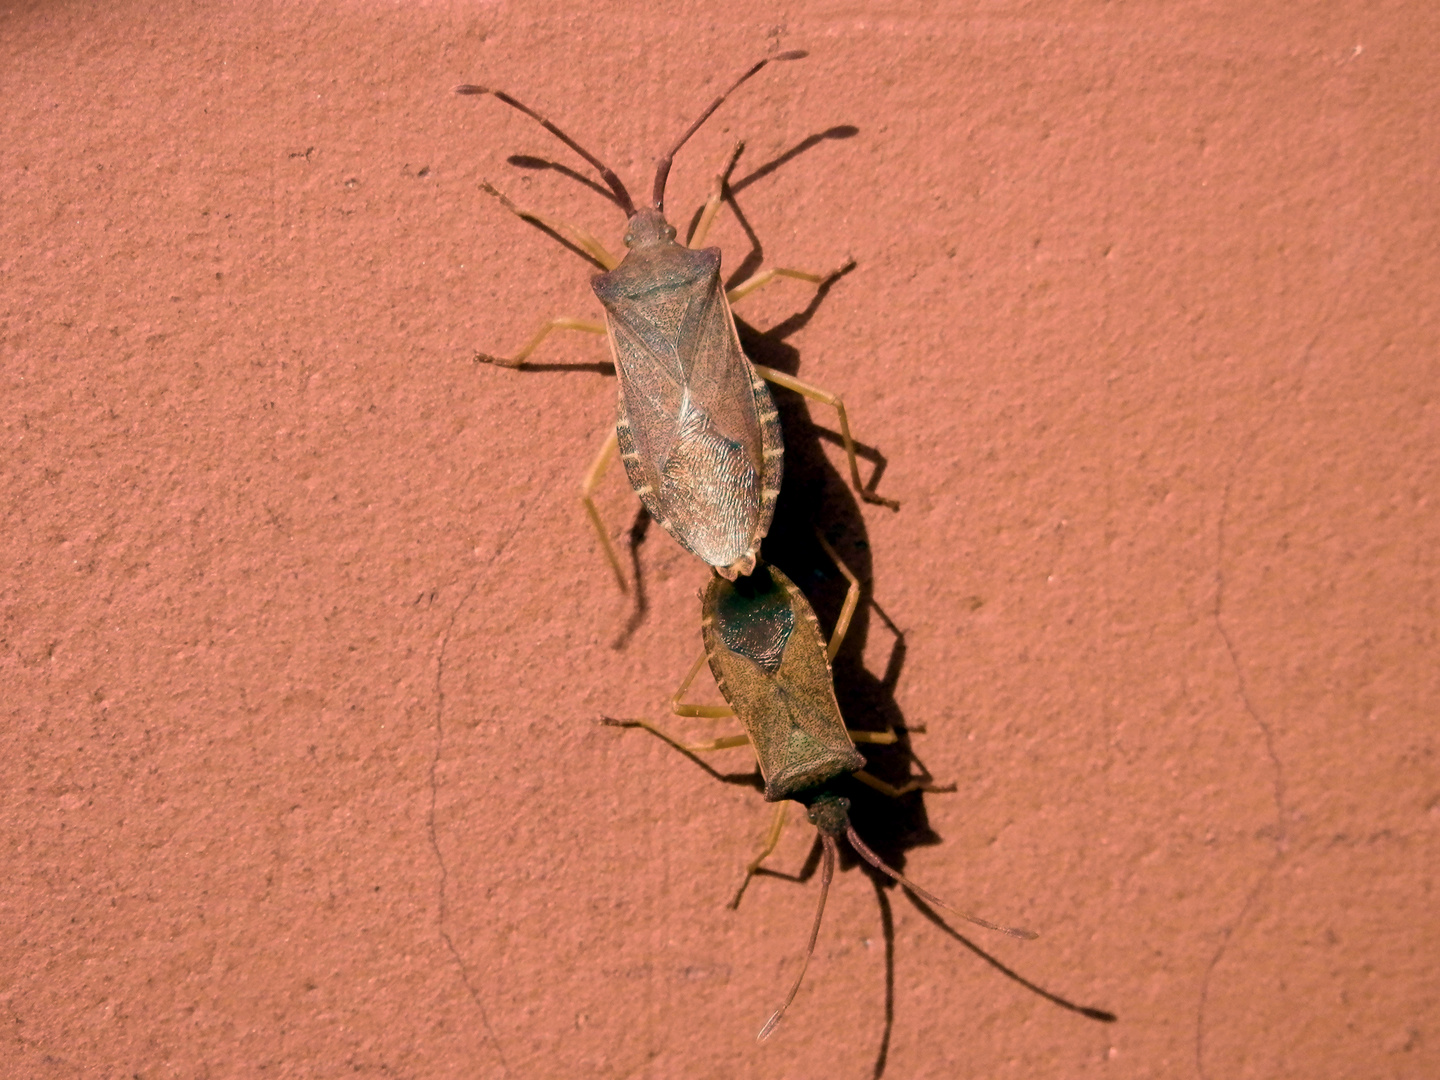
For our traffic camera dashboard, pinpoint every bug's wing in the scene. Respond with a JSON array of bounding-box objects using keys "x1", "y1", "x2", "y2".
[
  {"x1": 767, "y1": 573, "x2": 867, "y2": 779},
  {"x1": 597, "y1": 246, "x2": 761, "y2": 472},
  {"x1": 596, "y1": 245, "x2": 769, "y2": 570},
  {"x1": 672, "y1": 274, "x2": 765, "y2": 478},
  {"x1": 599, "y1": 281, "x2": 689, "y2": 474}
]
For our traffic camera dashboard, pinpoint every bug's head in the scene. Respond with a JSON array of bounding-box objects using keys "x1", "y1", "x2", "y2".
[
  {"x1": 804, "y1": 792, "x2": 852, "y2": 837},
  {"x1": 622, "y1": 208, "x2": 677, "y2": 250}
]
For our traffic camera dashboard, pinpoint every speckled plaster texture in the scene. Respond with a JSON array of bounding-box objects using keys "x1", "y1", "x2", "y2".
[{"x1": 3, "y1": 2, "x2": 1437, "y2": 1078}]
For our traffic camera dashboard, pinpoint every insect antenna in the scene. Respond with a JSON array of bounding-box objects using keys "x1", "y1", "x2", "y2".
[
  {"x1": 454, "y1": 84, "x2": 637, "y2": 217},
  {"x1": 757, "y1": 832, "x2": 837, "y2": 1042},
  {"x1": 844, "y1": 823, "x2": 1039, "y2": 941},
  {"x1": 652, "y1": 49, "x2": 808, "y2": 214}
]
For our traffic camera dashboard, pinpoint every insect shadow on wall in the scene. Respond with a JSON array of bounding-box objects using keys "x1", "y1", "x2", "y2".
[{"x1": 740, "y1": 271, "x2": 1116, "y2": 1076}]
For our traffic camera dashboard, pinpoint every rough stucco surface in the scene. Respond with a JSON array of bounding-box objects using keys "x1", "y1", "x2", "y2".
[{"x1": 3, "y1": 2, "x2": 1436, "y2": 1077}]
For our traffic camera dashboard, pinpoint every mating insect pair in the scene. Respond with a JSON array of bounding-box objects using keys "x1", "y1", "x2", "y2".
[{"x1": 457, "y1": 51, "x2": 1032, "y2": 1041}]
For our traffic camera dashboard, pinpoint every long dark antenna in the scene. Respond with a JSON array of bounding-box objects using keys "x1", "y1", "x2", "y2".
[
  {"x1": 845, "y1": 824, "x2": 1038, "y2": 941},
  {"x1": 455, "y1": 84, "x2": 637, "y2": 217},
  {"x1": 757, "y1": 832, "x2": 837, "y2": 1041},
  {"x1": 652, "y1": 50, "x2": 807, "y2": 213}
]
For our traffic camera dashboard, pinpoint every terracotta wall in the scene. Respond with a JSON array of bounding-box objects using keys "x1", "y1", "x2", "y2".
[{"x1": 3, "y1": 2, "x2": 1435, "y2": 1077}]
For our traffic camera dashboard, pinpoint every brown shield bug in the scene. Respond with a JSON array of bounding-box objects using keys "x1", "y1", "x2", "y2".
[
  {"x1": 603, "y1": 536, "x2": 1035, "y2": 1039},
  {"x1": 456, "y1": 53, "x2": 897, "y2": 589}
]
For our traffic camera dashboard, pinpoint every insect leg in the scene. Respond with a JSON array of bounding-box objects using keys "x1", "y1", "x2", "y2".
[
  {"x1": 671, "y1": 648, "x2": 736, "y2": 719},
  {"x1": 725, "y1": 265, "x2": 827, "y2": 304},
  {"x1": 851, "y1": 769, "x2": 957, "y2": 798},
  {"x1": 752, "y1": 364, "x2": 901, "y2": 510},
  {"x1": 728, "y1": 802, "x2": 789, "y2": 910},
  {"x1": 478, "y1": 181, "x2": 621, "y2": 269},
  {"x1": 477, "y1": 315, "x2": 605, "y2": 368},
  {"x1": 814, "y1": 530, "x2": 901, "y2": 747},
  {"x1": 598, "y1": 717, "x2": 750, "y2": 754},
  {"x1": 688, "y1": 140, "x2": 745, "y2": 249},
  {"x1": 581, "y1": 430, "x2": 628, "y2": 592},
  {"x1": 847, "y1": 729, "x2": 899, "y2": 745},
  {"x1": 812, "y1": 532, "x2": 861, "y2": 660},
  {"x1": 598, "y1": 644, "x2": 750, "y2": 751}
]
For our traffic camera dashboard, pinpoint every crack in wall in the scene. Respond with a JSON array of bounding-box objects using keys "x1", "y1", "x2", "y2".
[
  {"x1": 1193, "y1": 344, "x2": 1313, "y2": 1079},
  {"x1": 1195, "y1": 491, "x2": 1289, "y2": 1078},
  {"x1": 426, "y1": 498, "x2": 539, "y2": 1080}
]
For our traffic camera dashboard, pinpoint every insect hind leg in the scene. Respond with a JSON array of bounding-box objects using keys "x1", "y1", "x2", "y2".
[
  {"x1": 599, "y1": 716, "x2": 750, "y2": 754},
  {"x1": 671, "y1": 649, "x2": 736, "y2": 718},
  {"x1": 688, "y1": 140, "x2": 745, "y2": 249},
  {"x1": 753, "y1": 364, "x2": 900, "y2": 510},
  {"x1": 581, "y1": 430, "x2": 629, "y2": 592},
  {"x1": 729, "y1": 802, "x2": 789, "y2": 910},
  {"x1": 852, "y1": 769, "x2": 957, "y2": 798}
]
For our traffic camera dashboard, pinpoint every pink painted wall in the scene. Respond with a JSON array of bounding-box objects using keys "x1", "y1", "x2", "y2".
[{"x1": 3, "y1": 2, "x2": 1435, "y2": 1076}]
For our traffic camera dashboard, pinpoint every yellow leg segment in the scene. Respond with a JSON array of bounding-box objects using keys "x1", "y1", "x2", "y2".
[
  {"x1": 598, "y1": 716, "x2": 750, "y2": 754},
  {"x1": 580, "y1": 430, "x2": 627, "y2": 593},
  {"x1": 479, "y1": 180, "x2": 620, "y2": 269},
  {"x1": 848, "y1": 729, "x2": 898, "y2": 745},
  {"x1": 726, "y1": 266, "x2": 828, "y2": 305},
  {"x1": 729, "y1": 802, "x2": 789, "y2": 910},
  {"x1": 671, "y1": 649, "x2": 735, "y2": 718},
  {"x1": 725, "y1": 253, "x2": 856, "y2": 305},
  {"x1": 476, "y1": 316, "x2": 605, "y2": 368},
  {"x1": 853, "y1": 769, "x2": 957, "y2": 798},
  {"x1": 813, "y1": 532, "x2": 861, "y2": 660},
  {"x1": 753, "y1": 364, "x2": 900, "y2": 510},
  {"x1": 689, "y1": 140, "x2": 745, "y2": 249}
]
